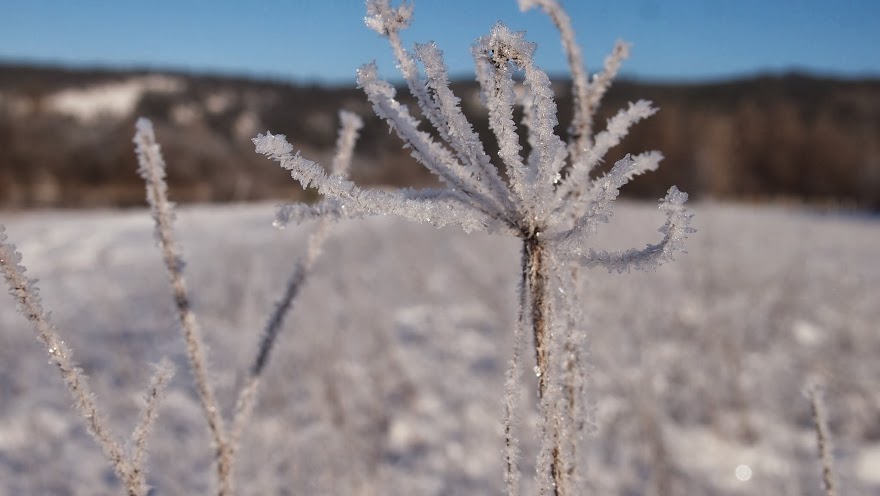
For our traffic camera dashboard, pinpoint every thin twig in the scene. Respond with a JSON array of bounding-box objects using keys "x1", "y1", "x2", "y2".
[
  {"x1": 231, "y1": 111, "x2": 362, "y2": 449},
  {"x1": 130, "y1": 358, "x2": 176, "y2": 477},
  {"x1": 806, "y1": 380, "x2": 837, "y2": 496}
]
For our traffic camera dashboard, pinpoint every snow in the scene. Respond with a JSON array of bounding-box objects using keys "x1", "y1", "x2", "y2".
[
  {"x1": 47, "y1": 75, "x2": 184, "y2": 123},
  {"x1": 0, "y1": 201, "x2": 878, "y2": 494}
]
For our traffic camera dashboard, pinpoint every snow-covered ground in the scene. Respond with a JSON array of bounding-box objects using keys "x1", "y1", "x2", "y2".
[{"x1": 0, "y1": 201, "x2": 878, "y2": 495}]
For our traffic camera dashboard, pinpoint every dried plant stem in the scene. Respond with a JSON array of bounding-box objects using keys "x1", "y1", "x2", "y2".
[
  {"x1": 526, "y1": 237, "x2": 550, "y2": 394},
  {"x1": 134, "y1": 119, "x2": 233, "y2": 495},
  {"x1": 134, "y1": 111, "x2": 360, "y2": 494},
  {"x1": 524, "y1": 236, "x2": 568, "y2": 496},
  {"x1": 229, "y1": 375, "x2": 260, "y2": 453},
  {"x1": 1, "y1": 227, "x2": 173, "y2": 496},
  {"x1": 230, "y1": 250, "x2": 312, "y2": 447},
  {"x1": 231, "y1": 111, "x2": 361, "y2": 447},
  {"x1": 129, "y1": 358, "x2": 176, "y2": 490},
  {"x1": 807, "y1": 382, "x2": 837, "y2": 496},
  {"x1": 227, "y1": 247, "x2": 324, "y2": 448},
  {"x1": 502, "y1": 245, "x2": 531, "y2": 496},
  {"x1": 559, "y1": 339, "x2": 580, "y2": 488},
  {"x1": 0, "y1": 244, "x2": 133, "y2": 492},
  {"x1": 559, "y1": 263, "x2": 590, "y2": 490}
]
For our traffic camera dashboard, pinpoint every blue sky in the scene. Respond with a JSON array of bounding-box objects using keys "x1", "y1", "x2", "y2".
[{"x1": 1, "y1": 0, "x2": 878, "y2": 85}]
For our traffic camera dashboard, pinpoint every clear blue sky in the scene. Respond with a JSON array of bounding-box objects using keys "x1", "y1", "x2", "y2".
[{"x1": 1, "y1": 0, "x2": 878, "y2": 85}]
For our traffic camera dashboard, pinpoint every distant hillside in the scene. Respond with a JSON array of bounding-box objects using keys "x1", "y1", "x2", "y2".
[{"x1": 1, "y1": 63, "x2": 878, "y2": 209}]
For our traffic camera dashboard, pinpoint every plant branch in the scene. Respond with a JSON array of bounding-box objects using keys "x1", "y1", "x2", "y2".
[{"x1": 134, "y1": 118, "x2": 233, "y2": 495}]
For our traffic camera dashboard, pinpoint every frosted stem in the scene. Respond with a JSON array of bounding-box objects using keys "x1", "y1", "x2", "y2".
[
  {"x1": 524, "y1": 236, "x2": 567, "y2": 496},
  {"x1": 233, "y1": 111, "x2": 361, "y2": 450},
  {"x1": 130, "y1": 358, "x2": 175, "y2": 487},
  {"x1": 1, "y1": 227, "x2": 147, "y2": 496},
  {"x1": 134, "y1": 118, "x2": 234, "y2": 496}
]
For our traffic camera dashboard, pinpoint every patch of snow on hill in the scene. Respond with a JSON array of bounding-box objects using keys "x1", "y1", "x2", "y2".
[{"x1": 47, "y1": 75, "x2": 185, "y2": 122}]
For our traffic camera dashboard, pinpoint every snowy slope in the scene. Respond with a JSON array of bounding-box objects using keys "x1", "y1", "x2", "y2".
[{"x1": 0, "y1": 202, "x2": 878, "y2": 495}]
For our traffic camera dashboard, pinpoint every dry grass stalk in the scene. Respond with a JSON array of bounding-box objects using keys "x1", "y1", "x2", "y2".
[
  {"x1": 1, "y1": 226, "x2": 175, "y2": 496},
  {"x1": 133, "y1": 113, "x2": 360, "y2": 494},
  {"x1": 806, "y1": 380, "x2": 838, "y2": 496}
]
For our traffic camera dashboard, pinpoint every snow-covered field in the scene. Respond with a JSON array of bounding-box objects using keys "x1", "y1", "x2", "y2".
[{"x1": 0, "y1": 201, "x2": 878, "y2": 495}]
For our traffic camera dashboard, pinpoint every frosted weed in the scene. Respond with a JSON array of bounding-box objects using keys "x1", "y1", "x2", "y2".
[{"x1": 255, "y1": 0, "x2": 693, "y2": 493}]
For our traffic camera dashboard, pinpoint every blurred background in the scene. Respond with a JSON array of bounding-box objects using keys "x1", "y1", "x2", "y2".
[
  {"x1": 0, "y1": 0, "x2": 878, "y2": 209},
  {"x1": 2, "y1": 3, "x2": 880, "y2": 494}
]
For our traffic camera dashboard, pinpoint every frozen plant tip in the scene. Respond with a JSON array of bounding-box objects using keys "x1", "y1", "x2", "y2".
[
  {"x1": 254, "y1": 0, "x2": 694, "y2": 494},
  {"x1": 256, "y1": 4, "x2": 693, "y2": 262}
]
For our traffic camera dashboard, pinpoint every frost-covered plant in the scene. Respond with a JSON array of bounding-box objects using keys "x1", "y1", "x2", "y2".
[
  {"x1": 0, "y1": 226, "x2": 176, "y2": 496},
  {"x1": 134, "y1": 114, "x2": 361, "y2": 495},
  {"x1": 0, "y1": 112, "x2": 361, "y2": 495},
  {"x1": 254, "y1": 0, "x2": 694, "y2": 494}
]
